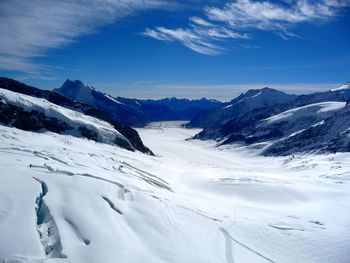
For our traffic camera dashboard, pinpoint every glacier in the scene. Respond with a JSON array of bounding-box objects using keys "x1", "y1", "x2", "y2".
[{"x1": 0, "y1": 121, "x2": 350, "y2": 262}]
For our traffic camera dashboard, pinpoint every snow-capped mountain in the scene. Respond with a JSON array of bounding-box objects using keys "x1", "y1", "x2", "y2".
[
  {"x1": 188, "y1": 87, "x2": 298, "y2": 129},
  {"x1": 223, "y1": 101, "x2": 346, "y2": 145},
  {"x1": 190, "y1": 87, "x2": 298, "y2": 138},
  {"x1": 54, "y1": 79, "x2": 149, "y2": 126},
  {"x1": 54, "y1": 80, "x2": 222, "y2": 127},
  {"x1": 0, "y1": 77, "x2": 152, "y2": 154},
  {"x1": 191, "y1": 83, "x2": 350, "y2": 155},
  {"x1": 54, "y1": 79, "x2": 97, "y2": 105},
  {"x1": 228, "y1": 87, "x2": 297, "y2": 107}
]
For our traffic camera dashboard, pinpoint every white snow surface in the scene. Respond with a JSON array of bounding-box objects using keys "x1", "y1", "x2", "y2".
[
  {"x1": 263, "y1": 101, "x2": 346, "y2": 124},
  {"x1": 0, "y1": 88, "x2": 131, "y2": 146},
  {"x1": 331, "y1": 83, "x2": 350, "y2": 91},
  {"x1": 105, "y1": 94, "x2": 124, "y2": 105},
  {"x1": 0, "y1": 121, "x2": 350, "y2": 263}
]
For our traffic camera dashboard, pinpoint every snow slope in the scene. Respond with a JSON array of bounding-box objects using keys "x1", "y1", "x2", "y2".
[
  {"x1": 264, "y1": 102, "x2": 350, "y2": 155},
  {"x1": 331, "y1": 82, "x2": 350, "y2": 91},
  {"x1": 0, "y1": 88, "x2": 131, "y2": 147},
  {"x1": 1, "y1": 121, "x2": 350, "y2": 262},
  {"x1": 263, "y1": 101, "x2": 346, "y2": 124}
]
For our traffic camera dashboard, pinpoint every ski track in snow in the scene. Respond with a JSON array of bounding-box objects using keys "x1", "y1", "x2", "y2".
[
  {"x1": 220, "y1": 227, "x2": 235, "y2": 263},
  {"x1": 220, "y1": 227, "x2": 275, "y2": 263},
  {"x1": 1, "y1": 121, "x2": 350, "y2": 263}
]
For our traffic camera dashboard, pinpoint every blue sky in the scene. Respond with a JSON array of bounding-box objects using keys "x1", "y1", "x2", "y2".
[{"x1": 0, "y1": 0, "x2": 349, "y2": 100}]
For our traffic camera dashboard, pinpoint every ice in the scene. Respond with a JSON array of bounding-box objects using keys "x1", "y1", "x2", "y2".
[{"x1": 0, "y1": 121, "x2": 350, "y2": 262}]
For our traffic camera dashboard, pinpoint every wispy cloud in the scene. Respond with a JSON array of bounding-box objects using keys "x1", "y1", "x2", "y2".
[
  {"x1": 144, "y1": 0, "x2": 350, "y2": 54},
  {"x1": 143, "y1": 26, "x2": 248, "y2": 55},
  {"x1": 0, "y1": 0, "x2": 169, "y2": 73},
  {"x1": 205, "y1": 0, "x2": 347, "y2": 36}
]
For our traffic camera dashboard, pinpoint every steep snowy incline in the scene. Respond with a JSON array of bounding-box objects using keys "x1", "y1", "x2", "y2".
[
  {"x1": 1, "y1": 122, "x2": 350, "y2": 262},
  {"x1": 262, "y1": 101, "x2": 346, "y2": 124},
  {"x1": 264, "y1": 102, "x2": 350, "y2": 155},
  {"x1": 331, "y1": 82, "x2": 350, "y2": 91},
  {"x1": 0, "y1": 88, "x2": 132, "y2": 147}
]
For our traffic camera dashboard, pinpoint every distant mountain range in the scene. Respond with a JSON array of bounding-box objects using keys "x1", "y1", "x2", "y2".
[
  {"x1": 191, "y1": 82, "x2": 350, "y2": 155},
  {"x1": 54, "y1": 79, "x2": 222, "y2": 127}
]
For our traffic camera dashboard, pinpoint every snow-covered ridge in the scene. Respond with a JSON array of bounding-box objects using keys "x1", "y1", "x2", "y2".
[
  {"x1": 264, "y1": 103, "x2": 350, "y2": 155},
  {"x1": 263, "y1": 101, "x2": 346, "y2": 124},
  {"x1": 331, "y1": 82, "x2": 350, "y2": 91},
  {"x1": 105, "y1": 94, "x2": 124, "y2": 105},
  {"x1": 0, "y1": 88, "x2": 131, "y2": 147}
]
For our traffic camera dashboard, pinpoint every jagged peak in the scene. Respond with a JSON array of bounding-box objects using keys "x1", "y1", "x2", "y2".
[{"x1": 60, "y1": 79, "x2": 93, "y2": 91}]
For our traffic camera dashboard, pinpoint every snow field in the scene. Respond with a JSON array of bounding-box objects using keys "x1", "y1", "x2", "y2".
[{"x1": 0, "y1": 121, "x2": 350, "y2": 262}]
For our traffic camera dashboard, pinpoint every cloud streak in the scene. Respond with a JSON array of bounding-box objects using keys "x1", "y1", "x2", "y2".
[
  {"x1": 143, "y1": 26, "x2": 248, "y2": 55},
  {"x1": 0, "y1": 0, "x2": 169, "y2": 73},
  {"x1": 144, "y1": 0, "x2": 350, "y2": 54}
]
